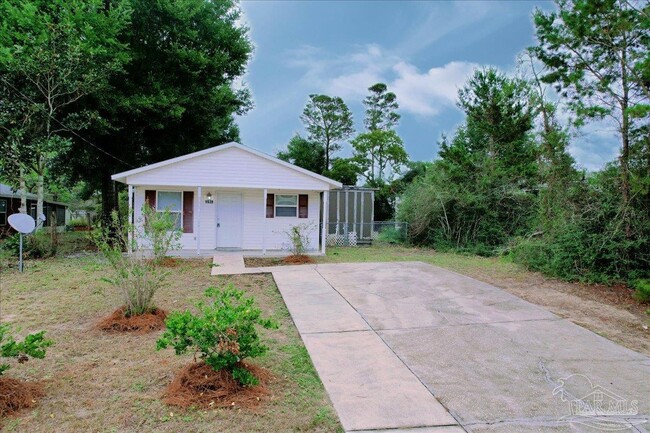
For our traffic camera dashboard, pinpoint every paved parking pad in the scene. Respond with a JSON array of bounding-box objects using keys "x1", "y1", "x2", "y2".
[{"x1": 272, "y1": 262, "x2": 650, "y2": 433}]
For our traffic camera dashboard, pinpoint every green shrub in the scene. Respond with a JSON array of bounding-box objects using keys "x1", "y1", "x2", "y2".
[
  {"x1": 66, "y1": 218, "x2": 89, "y2": 229},
  {"x1": 0, "y1": 232, "x2": 56, "y2": 259},
  {"x1": 632, "y1": 279, "x2": 650, "y2": 303},
  {"x1": 0, "y1": 324, "x2": 53, "y2": 375},
  {"x1": 91, "y1": 206, "x2": 181, "y2": 316},
  {"x1": 283, "y1": 223, "x2": 315, "y2": 256},
  {"x1": 157, "y1": 285, "x2": 278, "y2": 386},
  {"x1": 377, "y1": 226, "x2": 406, "y2": 245}
]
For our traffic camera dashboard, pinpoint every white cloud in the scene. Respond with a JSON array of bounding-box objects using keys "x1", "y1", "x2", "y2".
[
  {"x1": 287, "y1": 44, "x2": 479, "y2": 117},
  {"x1": 391, "y1": 61, "x2": 478, "y2": 116}
]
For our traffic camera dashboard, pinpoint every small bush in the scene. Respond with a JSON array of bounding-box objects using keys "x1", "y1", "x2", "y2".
[
  {"x1": 66, "y1": 218, "x2": 89, "y2": 229},
  {"x1": 91, "y1": 206, "x2": 181, "y2": 317},
  {"x1": 283, "y1": 223, "x2": 315, "y2": 256},
  {"x1": 157, "y1": 285, "x2": 278, "y2": 386},
  {"x1": 632, "y1": 279, "x2": 650, "y2": 303},
  {"x1": 0, "y1": 232, "x2": 56, "y2": 259},
  {"x1": 0, "y1": 324, "x2": 53, "y2": 376},
  {"x1": 377, "y1": 226, "x2": 406, "y2": 245}
]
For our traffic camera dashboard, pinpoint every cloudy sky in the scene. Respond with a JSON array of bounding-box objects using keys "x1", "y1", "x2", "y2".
[{"x1": 236, "y1": 0, "x2": 619, "y2": 171}]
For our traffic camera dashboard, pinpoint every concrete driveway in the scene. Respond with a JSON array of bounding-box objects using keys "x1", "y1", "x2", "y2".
[{"x1": 271, "y1": 262, "x2": 650, "y2": 433}]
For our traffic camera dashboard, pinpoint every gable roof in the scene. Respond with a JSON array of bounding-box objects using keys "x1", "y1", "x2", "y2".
[{"x1": 111, "y1": 142, "x2": 342, "y2": 188}]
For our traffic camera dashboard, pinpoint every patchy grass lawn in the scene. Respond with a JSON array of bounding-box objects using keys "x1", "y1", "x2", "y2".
[
  {"x1": 319, "y1": 245, "x2": 650, "y2": 356},
  {"x1": 0, "y1": 256, "x2": 342, "y2": 433}
]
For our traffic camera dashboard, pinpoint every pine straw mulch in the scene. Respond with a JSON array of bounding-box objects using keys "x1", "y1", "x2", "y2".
[
  {"x1": 96, "y1": 307, "x2": 167, "y2": 334},
  {"x1": 244, "y1": 255, "x2": 316, "y2": 268},
  {"x1": 162, "y1": 362, "x2": 272, "y2": 410},
  {"x1": 282, "y1": 255, "x2": 316, "y2": 265},
  {"x1": 0, "y1": 377, "x2": 45, "y2": 417}
]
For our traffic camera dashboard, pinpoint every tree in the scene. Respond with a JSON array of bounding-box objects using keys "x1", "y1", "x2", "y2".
[
  {"x1": 353, "y1": 83, "x2": 407, "y2": 183},
  {"x1": 300, "y1": 94, "x2": 354, "y2": 171},
  {"x1": 277, "y1": 134, "x2": 325, "y2": 174},
  {"x1": 65, "y1": 0, "x2": 253, "y2": 221},
  {"x1": 325, "y1": 157, "x2": 360, "y2": 185},
  {"x1": 352, "y1": 129, "x2": 408, "y2": 183},
  {"x1": 0, "y1": 0, "x2": 130, "y2": 227},
  {"x1": 531, "y1": 0, "x2": 650, "y2": 239},
  {"x1": 363, "y1": 82, "x2": 400, "y2": 131},
  {"x1": 399, "y1": 68, "x2": 538, "y2": 251}
]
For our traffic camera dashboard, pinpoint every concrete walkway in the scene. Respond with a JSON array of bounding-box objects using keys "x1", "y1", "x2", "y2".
[{"x1": 270, "y1": 262, "x2": 650, "y2": 433}]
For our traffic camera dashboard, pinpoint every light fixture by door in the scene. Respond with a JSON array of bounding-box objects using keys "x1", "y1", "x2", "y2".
[{"x1": 205, "y1": 192, "x2": 214, "y2": 204}]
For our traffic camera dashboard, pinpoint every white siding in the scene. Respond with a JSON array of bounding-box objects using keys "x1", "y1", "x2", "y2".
[
  {"x1": 126, "y1": 146, "x2": 331, "y2": 191},
  {"x1": 133, "y1": 186, "x2": 321, "y2": 252}
]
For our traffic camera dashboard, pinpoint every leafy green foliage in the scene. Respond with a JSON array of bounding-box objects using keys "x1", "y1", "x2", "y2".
[
  {"x1": 325, "y1": 157, "x2": 360, "y2": 185},
  {"x1": 56, "y1": 0, "x2": 253, "y2": 221},
  {"x1": 157, "y1": 285, "x2": 278, "y2": 386},
  {"x1": 91, "y1": 205, "x2": 181, "y2": 316},
  {"x1": 632, "y1": 279, "x2": 650, "y2": 303},
  {"x1": 0, "y1": 0, "x2": 131, "y2": 224},
  {"x1": 399, "y1": 68, "x2": 538, "y2": 254},
  {"x1": 352, "y1": 130, "x2": 408, "y2": 184},
  {"x1": 277, "y1": 134, "x2": 325, "y2": 175},
  {"x1": 0, "y1": 324, "x2": 53, "y2": 375}
]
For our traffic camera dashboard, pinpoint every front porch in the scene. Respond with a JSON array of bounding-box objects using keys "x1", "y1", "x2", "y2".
[{"x1": 128, "y1": 185, "x2": 330, "y2": 255}]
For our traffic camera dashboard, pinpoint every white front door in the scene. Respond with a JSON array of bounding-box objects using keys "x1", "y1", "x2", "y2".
[{"x1": 216, "y1": 192, "x2": 243, "y2": 249}]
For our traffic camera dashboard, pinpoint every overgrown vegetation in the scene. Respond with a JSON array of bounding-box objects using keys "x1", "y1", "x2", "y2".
[
  {"x1": 399, "y1": 0, "x2": 650, "y2": 284},
  {"x1": 91, "y1": 205, "x2": 180, "y2": 317},
  {"x1": 157, "y1": 285, "x2": 278, "y2": 386}
]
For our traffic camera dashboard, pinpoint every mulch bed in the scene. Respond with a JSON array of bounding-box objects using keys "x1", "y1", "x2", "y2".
[
  {"x1": 97, "y1": 307, "x2": 167, "y2": 334},
  {"x1": 0, "y1": 377, "x2": 44, "y2": 417},
  {"x1": 282, "y1": 255, "x2": 316, "y2": 265},
  {"x1": 163, "y1": 362, "x2": 271, "y2": 409},
  {"x1": 244, "y1": 255, "x2": 316, "y2": 268}
]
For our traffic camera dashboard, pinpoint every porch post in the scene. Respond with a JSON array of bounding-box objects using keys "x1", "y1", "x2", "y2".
[
  {"x1": 321, "y1": 190, "x2": 329, "y2": 254},
  {"x1": 127, "y1": 185, "x2": 133, "y2": 254},
  {"x1": 262, "y1": 188, "x2": 267, "y2": 255},
  {"x1": 197, "y1": 186, "x2": 202, "y2": 255}
]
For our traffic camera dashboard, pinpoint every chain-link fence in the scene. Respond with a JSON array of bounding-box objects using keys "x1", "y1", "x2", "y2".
[{"x1": 324, "y1": 221, "x2": 408, "y2": 246}]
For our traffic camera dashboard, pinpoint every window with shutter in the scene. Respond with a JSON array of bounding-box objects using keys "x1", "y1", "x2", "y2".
[
  {"x1": 183, "y1": 191, "x2": 194, "y2": 233},
  {"x1": 299, "y1": 194, "x2": 308, "y2": 218}
]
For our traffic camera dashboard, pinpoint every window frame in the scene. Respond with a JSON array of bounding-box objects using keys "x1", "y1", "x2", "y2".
[
  {"x1": 0, "y1": 198, "x2": 6, "y2": 226},
  {"x1": 156, "y1": 190, "x2": 183, "y2": 231},
  {"x1": 275, "y1": 194, "x2": 298, "y2": 218}
]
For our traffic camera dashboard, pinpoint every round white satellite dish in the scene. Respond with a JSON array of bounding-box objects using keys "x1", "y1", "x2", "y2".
[{"x1": 8, "y1": 213, "x2": 36, "y2": 234}]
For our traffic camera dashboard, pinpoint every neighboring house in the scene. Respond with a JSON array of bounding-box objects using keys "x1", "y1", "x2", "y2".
[
  {"x1": 111, "y1": 142, "x2": 342, "y2": 254},
  {"x1": 0, "y1": 183, "x2": 69, "y2": 236}
]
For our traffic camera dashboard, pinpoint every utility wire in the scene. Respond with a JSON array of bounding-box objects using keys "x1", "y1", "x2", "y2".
[{"x1": 0, "y1": 75, "x2": 135, "y2": 169}]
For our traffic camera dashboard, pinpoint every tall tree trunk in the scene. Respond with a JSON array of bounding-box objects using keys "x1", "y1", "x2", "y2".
[
  {"x1": 36, "y1": 158, "x2": 44, "y2": 230},
  {"x1": 620, "y1": 40, "x2": 631, "y2": 240},
  {"x1": 19, "y1": 167, "x2": 27, "y2": 214},
  {"x1": 101, "y1": 169, "x2": 116, "y2": 224}
]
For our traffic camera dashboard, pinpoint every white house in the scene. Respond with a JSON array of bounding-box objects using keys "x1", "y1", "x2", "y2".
[{"x1": 111, "y1": 142, "x2": 342, "y2": 254}]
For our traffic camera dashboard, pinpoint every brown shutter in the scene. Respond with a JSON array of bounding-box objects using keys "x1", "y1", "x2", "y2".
[
  {"x1": 145, "y1": 190, "x2": 156, "y2": 209},
  {"x1": 183, "y1": 191, "x2": 194, "y2": 233},
  {"x1": 299, "y1": 194, "x2": 308, "y2": 218},
  {"x1": 266, "y1": 193, "x2": 274, "y2": 218}
]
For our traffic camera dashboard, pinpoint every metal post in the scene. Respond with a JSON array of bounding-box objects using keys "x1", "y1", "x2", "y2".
[
  {"x1": 321, "y1": 190, "x2": 329, "y2": 254},
  {"x1": 127, "y1": 185, "x2": 133, "y2": 254},
  {"x1": 197, "y1": 186, "x2": 202, "y2": 255},
  {"x1": 262, "y1": 188, "x2": 267, "y2": 255},
  {"x1": 19, "y1": 233, "x2": 23, "y2": 273}
]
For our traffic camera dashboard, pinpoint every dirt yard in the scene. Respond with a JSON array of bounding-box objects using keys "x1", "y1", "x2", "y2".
[{"x1": 0, "y1": 257, "x2": 341, "y2": 433}]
